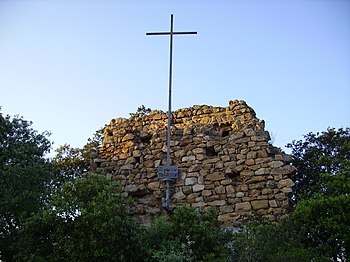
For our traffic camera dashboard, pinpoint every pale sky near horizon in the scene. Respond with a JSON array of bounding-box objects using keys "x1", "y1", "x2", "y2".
[{"x1": 0, "y1": 0, "x2": 349, "y2": 154}]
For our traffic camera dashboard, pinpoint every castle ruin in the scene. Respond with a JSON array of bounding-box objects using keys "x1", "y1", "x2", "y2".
[{"x1": 90, "y1": 100, "x2": 295, "y2": 226}]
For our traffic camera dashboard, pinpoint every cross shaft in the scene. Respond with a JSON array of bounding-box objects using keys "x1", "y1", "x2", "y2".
[{"x1": 146, "y1": 14, "x2": 197, "y2": 212}]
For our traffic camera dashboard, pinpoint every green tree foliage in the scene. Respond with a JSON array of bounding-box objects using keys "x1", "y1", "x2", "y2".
[
  {"x1": 143, "y1": 205, "x2": 230, "y2": 262},
  {"x1": 51, "y1": 127, "x2": 105, "y2": 185},
  {"x1": 129, "y1": 105, "x2": 151, "y2": 118},
  {"x1": 228, "y1": 218, "x2": 329, "y2": 262},
  {"x1": 16, "y1": 177, "x2": 230, "y2": 261},
  {"x1": 292, "y1": 194, "x2": 350, "y2": 261},
  {"x1": 286, "y1": 127, "x2": 350, "y2": 203},
  {"x1": 17, "y1": 173, "x2": 144, "y2": 261},
  {"x1": 291, "y1": 165, "x2": 350, "y2": 260},
  {"x1": 51, "y1": 144, "x2": 88, "y2": 184},
  {"x1": 0, "y1": 111, "x2": 52, "y2": 260},
  {"x1": 287, "y1": 128, "x2": 350, "y2": 260}
]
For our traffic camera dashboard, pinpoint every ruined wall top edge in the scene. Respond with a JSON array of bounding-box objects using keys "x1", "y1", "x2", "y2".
[{"x1": 102, "y1": 100, "x2": 266, "y2": 146}]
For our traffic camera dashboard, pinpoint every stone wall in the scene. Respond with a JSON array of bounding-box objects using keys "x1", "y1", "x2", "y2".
[{"x1": 90, "y1": 100, "x2": 296, "y2": 226}]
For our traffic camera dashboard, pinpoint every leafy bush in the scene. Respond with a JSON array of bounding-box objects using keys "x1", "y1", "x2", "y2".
[
  {"x1": 17, "y1": 173, "x2": 144, "y2": 262},
  {"x1": 228, "y1": 218, "x2": 329, "y2": 262},
  {"x1": 143, "y1": 205, "x2": 230, "y2": 262}
]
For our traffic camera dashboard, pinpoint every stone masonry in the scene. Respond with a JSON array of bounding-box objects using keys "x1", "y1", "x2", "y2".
[{"x1": 90, "y1": 100, "x2": 296, "y2": 226}]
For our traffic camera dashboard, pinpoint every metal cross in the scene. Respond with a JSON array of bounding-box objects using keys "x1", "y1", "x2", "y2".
[{"x1": 146, "y1": 14, "x2": 197, "y2": 212}]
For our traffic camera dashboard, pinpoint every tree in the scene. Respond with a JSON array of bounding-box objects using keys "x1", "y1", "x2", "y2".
[
  {"x1": 51, "y1": 144, "x2": 88, "y2": 183},
  {"x1": 287, "y1": 128, "x2": 350, "y2": 260},
  {"x1": 0, "y1": 111, "x2": 52, "y2": 260},
  {"x1": 129, "y1": 105, "x2": 151, "y2": 118},
  {"x1": 51, "y1": 126, "x2": 105, "y2": 186},
  {"x1": 286, "y1": 128, "x2": 350, "y2": 203},
  {"x1": 292, "y1": 193, "x2": 350, "y2": 261},
  {"x1": 17, "y1": 173, "x2": 144, "y2": 261}
]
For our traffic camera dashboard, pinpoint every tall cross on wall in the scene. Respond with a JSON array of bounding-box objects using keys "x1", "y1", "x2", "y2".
[{"x1": 146, "y1": 14, "x2": 197, "y2": 212}]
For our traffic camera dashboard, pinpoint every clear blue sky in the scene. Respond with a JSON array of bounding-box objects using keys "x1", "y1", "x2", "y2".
[{"x1": 0, "y1": 0, "x2": 349, "y2": 154}]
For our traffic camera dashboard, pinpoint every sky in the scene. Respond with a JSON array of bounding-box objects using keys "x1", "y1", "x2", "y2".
[{"x1": 0, "y1": 0, "x2": 349, "y2": 155}]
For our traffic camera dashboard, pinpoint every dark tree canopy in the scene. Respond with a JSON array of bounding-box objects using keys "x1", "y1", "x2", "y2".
[
  {"x1": 51, "y1": 127, "x2": 104, "y2": 184},
  {"x1": 287, "y1": 127, "x2": 350, "y2": 203},
  {"x1": 0, "y1": 111, "x2": 52, "y2": 260},
  {"x1": 17, "y1": 173, "x2": 144, "y2": 262},
  {"x1": 51, "y1": 144, "x2": 89, "y2": 183},
  {"x1": 287, "y1": 128, "x2": 350, "y2": 260}
]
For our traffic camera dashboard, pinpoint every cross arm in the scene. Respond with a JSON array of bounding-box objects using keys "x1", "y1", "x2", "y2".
[{"x1": 146, "y1": 31, "x2": 197, "y2": 36}]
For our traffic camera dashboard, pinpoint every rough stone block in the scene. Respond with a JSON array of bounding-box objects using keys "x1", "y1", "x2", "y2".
[
  {"x1": 187, "y1": 172, "x2": 199, "y2": 177},
  {"x1": 143, "y1": 160, "x2": 154, "y2": 168},
  {"x1": 245, "y1": 159, "x2": 255, "y2": 166},
  {"x1": 193, "y1": 184, "x2": 205, "y2": 192},
  {"x1": 269, "y1": 200, "x2": 278, "y2": 207},
  {"x1": 224, "y1": 161, "x2": 237, "y2": 168},
  {"x1": 122, "y1": 133, "x2": 134, "y2": 141},
  {"x1": 188, "y1": 164, "x2": 202, "y2": 172},
  {"x1": 221, "y1": 155, "x2": 230, "y2": 162},
  {"x1": 173, "y1": 190, "x2": 186, "y2": 200},
  {"x1": 193, "y1": 148, "x2": 205, "y2": 154},
  {"x1": 220, "y1": 206, "x2": 234, "y2": 213},
  {"x1": 247, "y1": 151, "x2": 257, "y2": 159},
  {"x1": 246, "y1": 176, "x2": 266, "y2": 184},
  {"x1": 206, "y1": 172, "x2": 225, "y2": 181},
  {"x1": 275, "y1": 193, "x2": 286, "y2": 200},
  {"x1": 121, "y1": 164, "x2": 134, "y2": 170},
  {"x1": 125, "y1": 184, "x2": 138, "y2": 193},
  {"x1": 183, "y1": 186, "x2": 192, "y2": 195},
  {"x1": 192, "y1": 202, "x2": 207, "y2": 208},
  {"x1": 147, "y1": 182, "x2": 159, "y2": 191},
  {"x1": 236, "y1": 192, "x2": 244, "y2": 198},
  {"x1": 208, "y1": 200, "x2": 226, "y2": 206},
  {"x1": 221, "y1": 179, "x2": 232, "y2": 185},
  {"x1": 268, "y1": 161, "x2": 284, "y2": 168},
  {"x1": 175, "y1": 150, "x2": 186, "y2": 158},
  {"x1": 255, "y1": 168, "x2": 270, "y2": 175},
  {"x1": 187, "y1": 192, "x2": 200, "y2": 200},
  {"x1": 185, "y1": 177, "x2": 197, "y2": 186},
  {"x1": 277, "y1": 178, "x2": 295, "y2": 188},
  {"x1": 241, "y1": 170, "x2": 254, "y2": 177},
  {"x1": 251, "y1": 200, "x2": 269, "y2": 210},
  {"x1": 202, "y1": 190, "x2": 212, "y2": 196},
  {"x1": 215, "y1": 161, "x2": 224, "y2": 168},
  {"x1": 215, "y1": 185, "x2": 226, "y2": 194},
  {"x1": 257, "y1": 149, "x2": 268, "y2": 158},
  {"x1": 262, "y1": 188, "x2": 273, "y2": 195},
  {"x1": 182, "y1": 155, "x2": 196, "y2": 162},
  {"x1": 235, "y1": 202, "x2": 252, "y2": 211},
  {"x1": 270, "y1": 165, "x2": 297, "y2": 175},
  {"x1": 282, "y1": 187, "x2": 293, "y2": 193},
  {"x1": 218, "y1": 213, "x2": 234, "y2": 223},
  {"x1": 196, "y1": 154, "x2": 205, "y2": 160},
  {"x1": 226, "y1": 185, "x2": 235, "y2": 194}
]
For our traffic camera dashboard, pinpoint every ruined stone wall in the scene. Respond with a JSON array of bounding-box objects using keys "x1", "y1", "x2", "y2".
[{"x1": 91, "y1": 100, "x2": 295, "y2": 226}]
